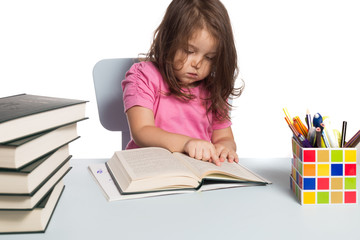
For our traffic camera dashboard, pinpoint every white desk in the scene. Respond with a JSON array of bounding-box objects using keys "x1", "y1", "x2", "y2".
[{"x1": 1, "y1": 158, "x2": 359, "y2": 240}]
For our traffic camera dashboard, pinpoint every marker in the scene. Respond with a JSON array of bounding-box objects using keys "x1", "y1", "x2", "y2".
[
  {"x1": 313, "y1": 113, "x2": 324, "y2": 131},
  {"x1": 297, "y1": 134, "x2": 313, "y2": 148},
  {"x1": 307, "y1": 127, "x2": 316, "y2": 147},
  {"x1": 316, "y1": 127, "x2": 322, "y2": 148}
]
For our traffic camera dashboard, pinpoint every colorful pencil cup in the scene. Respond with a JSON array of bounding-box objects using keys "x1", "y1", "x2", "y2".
[{"x1": 290, "y1": 138, "x2": 358, "y2": 205}]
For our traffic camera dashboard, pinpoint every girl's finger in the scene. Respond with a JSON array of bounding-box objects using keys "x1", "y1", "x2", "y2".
[{"x1": 220, "y1": 150, "x2": 229, "y2": 162}]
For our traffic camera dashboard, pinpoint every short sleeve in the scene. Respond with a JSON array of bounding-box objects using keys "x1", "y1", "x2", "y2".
[
  {"x1": 121, "y1": 62, "x2": 161, "y2": 112},
  {"x1": 212, "y1": 113, "x2": 232, "y2": 130}
]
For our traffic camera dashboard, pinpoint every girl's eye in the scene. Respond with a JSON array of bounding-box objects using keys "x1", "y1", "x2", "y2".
[
  {"x1": 205, "y1": 56, "x2": 215, "y2": 61},
  {"x1": 183, "y1": 49, "x2": 194, "y2": 54}
]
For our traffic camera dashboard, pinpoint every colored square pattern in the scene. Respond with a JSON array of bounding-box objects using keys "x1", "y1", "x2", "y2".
[
  {"x1": 318, "y1": 164, "x2": 330, "y2": 176},
  {"x1": 303, "y1": 150, "x2": 316, "y2": 162},
  {"x1": 304, "y1": 164, "x2": 316, "y2": 176},
  {"x1": 345, "y1": 150, "x2": 357, "y2": 162},
  {"x1": 290, "y1": 138, "x2": 358, "y2": 205},
  {"x1": 331, "y1": 150, "x2": 343, "y2": 162},
  {"x1": 331, "y1": 178, "x2": 343, "y2": 190},
  {"x1": 345, "y1": 192, "x2": 357, "y2": 203},
  {"x1": 345, "y1": 178, "x2": 356, "y2": 190},
  {"x1": 303, "y1": 191, "x2": 316, "y2": 204},
  {"x1": 345, "y1": 150, "x2": 356, "y2": 163},
  {"x1": 317, "y1": 192, "x2": 329, "y2": 204},
  {"x1": 317, "y1": 178, "x2": 329, "y2": 190},
  {"x1": 345, "y1": 164, "x2": 356, "y2": 176},
  {"x1": 331, "y1": 192, "x2": 343, "y2": 204},
  {"x1": 317, "y1": 150, "x2": 329, "y2": 162},
  {"x1": 304, "y1": 178, "x2": 316, "y2": 190},
  {"x1": 331, "y1": 164, "x2": 343, "y2": 176}
]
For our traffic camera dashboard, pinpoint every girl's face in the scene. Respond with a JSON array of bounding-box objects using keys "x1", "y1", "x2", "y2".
[{"x1": 173, "y1": 28, "x2": 217, "y2": 87}]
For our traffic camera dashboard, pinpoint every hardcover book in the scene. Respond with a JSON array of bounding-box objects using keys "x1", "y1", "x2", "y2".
[
  {"x1": 0, "y1": 181, "x2": 65, "y2": 234},
  {"x1": 0, "y1": 160, "x2": 71, "y2": 210},
  {"x1": 106, "y1": 147, "x2": 271, "y2": 195},
  {"x1": 0, "y1": 122, "x2": 80, "y2": 169},
  {"x1": 0, "y1": 145, "x2": 71, "y2": 194},
  {"x1": 0, "y1": 94, "x2": 87, "y2": 143}
]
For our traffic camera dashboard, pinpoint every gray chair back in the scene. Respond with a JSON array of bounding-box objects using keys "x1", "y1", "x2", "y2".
[{"x1": 92, "y1": 58, "x2": 138, "y2": 150}]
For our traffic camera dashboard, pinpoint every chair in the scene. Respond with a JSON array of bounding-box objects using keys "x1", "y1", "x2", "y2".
[{"x1": 92, "y1": 58, "x2": 138, "y2": 150}]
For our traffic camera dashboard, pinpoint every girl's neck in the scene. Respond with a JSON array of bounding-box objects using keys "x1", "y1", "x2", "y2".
[{"x1": 180, "y1": 80, "x2": 202, "y2": 89}]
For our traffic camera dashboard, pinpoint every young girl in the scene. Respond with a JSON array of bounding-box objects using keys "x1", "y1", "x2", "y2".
[{"x1": 122, "y1": 0, "x2": 243, "y2": 166}]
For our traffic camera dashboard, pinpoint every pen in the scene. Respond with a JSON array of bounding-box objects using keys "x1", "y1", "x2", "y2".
[
  {"x1": 305, "y1": 108, "x2": 312, "y2": 129},
  {"x1": 321, "y1": 123, "x2": 330, "y2": 148},
  {"x1": 340, "y1": 121, "x2": 347, "y2": 147}
]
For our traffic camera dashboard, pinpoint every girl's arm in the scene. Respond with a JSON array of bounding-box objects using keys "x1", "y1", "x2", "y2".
[
  {"x1": 212, "y1": 127, "x2": 239, "y2": 163},
  {"x1": 126, "y1": 106, "x2": 220, "y2": 165}
]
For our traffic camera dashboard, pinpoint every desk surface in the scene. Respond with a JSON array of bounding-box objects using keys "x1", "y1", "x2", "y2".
[{"x1": 1, "y1": 158, "x2": 359, "y2": 240}]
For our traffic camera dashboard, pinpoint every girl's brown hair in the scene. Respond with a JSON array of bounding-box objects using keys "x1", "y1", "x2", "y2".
[{"x1": 146, "y1": 0, "x2": 243, "y2": 121}]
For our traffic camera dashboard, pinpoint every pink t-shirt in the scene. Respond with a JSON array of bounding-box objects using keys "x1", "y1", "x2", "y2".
[{"x1": 122, "y1": 61, "x2": 231, "y2": 149}]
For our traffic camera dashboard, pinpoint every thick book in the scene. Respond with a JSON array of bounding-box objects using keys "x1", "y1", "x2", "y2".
[
  {"x1": 106, "y1": 147, "x2": 271, "y2": 195},
  {"x1": 89, "y1": 163, "x2": 193, "y2": 201},
  {"x1": 0, "y1": 159, "x2": 71, "y2": 210},
  {"x1": 0, "y1": 122, "x2": 80, "y2": 169},
  {"x1": 0, "y1": 145, "x2": 71, "y2": 194},
  {"x1": 0, "y1": 180, "x2": 65, "y2": 234},
  {"x1": 0, "y1": 94, "x2": 87, "y2": 143}
]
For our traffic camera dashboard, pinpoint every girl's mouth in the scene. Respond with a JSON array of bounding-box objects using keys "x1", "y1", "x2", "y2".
[{"x1": 187, "y1": 73, "x2": 198, "y2": 78}]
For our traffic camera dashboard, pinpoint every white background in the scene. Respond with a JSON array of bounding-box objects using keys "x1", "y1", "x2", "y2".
[{"x1": 1, "y1": 0, "x2": 359, "y2": 159}]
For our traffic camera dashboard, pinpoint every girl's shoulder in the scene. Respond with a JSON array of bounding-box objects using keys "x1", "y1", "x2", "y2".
[
  {"x1": 125, "y1": 61, "x2": 168, "y2": 91},
  {"x1": 128, "y1": 61, "x2": 161, "y2": 80}
]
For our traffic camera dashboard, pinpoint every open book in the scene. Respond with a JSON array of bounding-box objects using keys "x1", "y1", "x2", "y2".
[{"x1": 105, "y1": 147, "x2": 271, "y2": 195}]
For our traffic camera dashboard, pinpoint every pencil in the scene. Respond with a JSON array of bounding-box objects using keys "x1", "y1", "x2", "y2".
[
  {"x1": 344, "y1": 130, "x2": 360, "y2": 148},
  {"x1": 293, "y1": 116, "x2": 308, "y2": 137},
  {"x1": 283, "y1": 108, "x2": 293, "y2": 124}
]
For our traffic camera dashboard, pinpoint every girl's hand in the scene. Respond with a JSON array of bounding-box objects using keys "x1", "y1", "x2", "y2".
[
  {"x1": 183, "y1": 139, "x2": 220, "y2": 166},
  {"x1": 214, "y1": 143, "x2": 239, "y2": 163}
]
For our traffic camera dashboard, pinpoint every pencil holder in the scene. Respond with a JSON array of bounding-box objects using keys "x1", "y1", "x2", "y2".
[{"x1": 290, "y1": 138, "x2": 358, "y2": 205}]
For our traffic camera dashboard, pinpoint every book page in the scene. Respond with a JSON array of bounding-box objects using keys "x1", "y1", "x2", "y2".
[
  {"x1": 88, "y1": 163, "x2": 193, "y2": 201},
  {"x1": 88, "y1": 163, "x2": 122, "y2": 201},
  {"x1": 174, "y1": 153, "x2": 268, "y2": 182},
  {"x1": 116, "y1": 147, "x2": 198, "y2": 181}
]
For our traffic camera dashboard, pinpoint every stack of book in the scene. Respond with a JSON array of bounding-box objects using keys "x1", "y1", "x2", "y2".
[{"x1": 0, "y1": 94, "x2": 87, "y2": 234}]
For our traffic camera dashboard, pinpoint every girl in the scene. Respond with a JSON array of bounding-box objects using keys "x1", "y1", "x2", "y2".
[{"x1": 122, "y1": 0, "x2": 243, "y2": 166}]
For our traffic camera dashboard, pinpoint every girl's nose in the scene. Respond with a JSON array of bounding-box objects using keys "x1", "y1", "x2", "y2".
[{"x1": 191, "y1": 56, "x2": 202, "y2": 69}]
